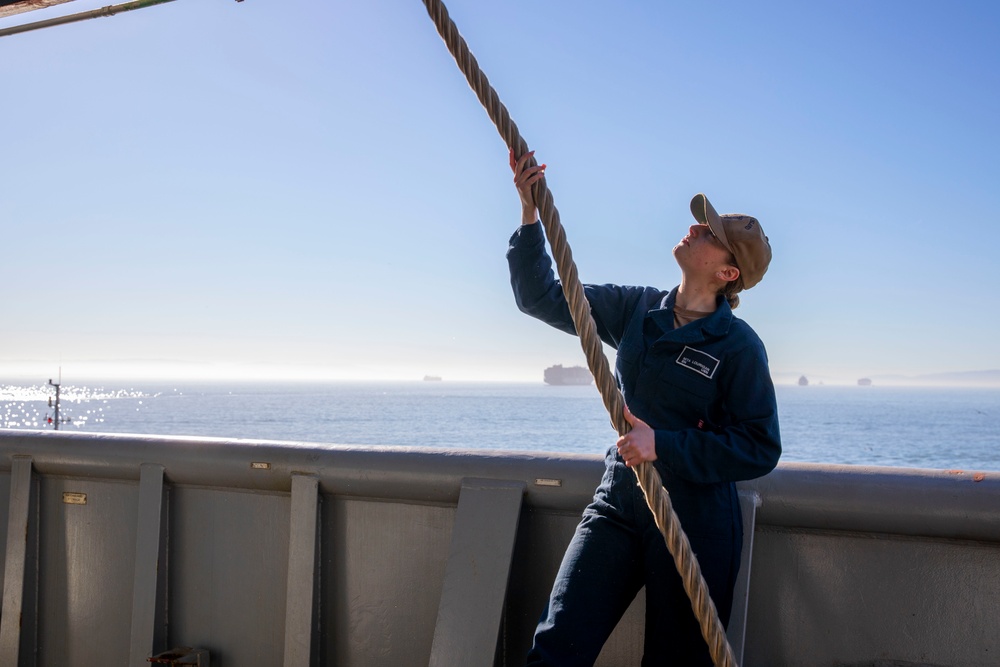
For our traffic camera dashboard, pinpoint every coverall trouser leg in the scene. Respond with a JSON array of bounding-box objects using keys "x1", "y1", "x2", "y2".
[{"x1": 526, "y1": 455, "x2": 740, "y2": 667}]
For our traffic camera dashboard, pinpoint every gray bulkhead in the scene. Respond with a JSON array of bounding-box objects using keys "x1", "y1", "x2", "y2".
[{"x1": 0, "y1": 430, "x2": 997, "y2": 666}]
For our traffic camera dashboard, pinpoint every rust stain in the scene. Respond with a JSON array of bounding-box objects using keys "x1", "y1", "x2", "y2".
[
  {"x1": 973, "y1": 472, "x2": 986, "y2": 482},
  {"x1": 945, "y1": 469, "x2": 965, "y2": 475}
]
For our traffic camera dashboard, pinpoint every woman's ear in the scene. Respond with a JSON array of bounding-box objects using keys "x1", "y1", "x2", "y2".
[{"x1": 717, "y1": 265, "x2": 740, "y2": 283}]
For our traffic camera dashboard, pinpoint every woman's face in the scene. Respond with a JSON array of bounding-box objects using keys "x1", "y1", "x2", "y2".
[{"x1": 673, "y1": 223, "x2": 737, "y2": 280}]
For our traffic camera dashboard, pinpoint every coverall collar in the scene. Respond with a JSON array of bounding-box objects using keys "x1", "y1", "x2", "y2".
[{"x1": 647, "y1": 286, "x2": 733, "y2": 344}]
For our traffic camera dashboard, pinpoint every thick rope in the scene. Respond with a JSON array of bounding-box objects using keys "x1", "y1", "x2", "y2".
[{"x1": 419, "y1": 1, "x2": 737, "y2": 665}]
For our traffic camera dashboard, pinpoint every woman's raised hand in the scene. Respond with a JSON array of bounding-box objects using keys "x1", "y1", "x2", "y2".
[{"x1": 509, "y1": 148, "x2": 546, "y2": 225}]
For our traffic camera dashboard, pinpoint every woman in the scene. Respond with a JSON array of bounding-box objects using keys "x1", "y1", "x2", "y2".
[{"x1": 507, "y1": 150, "x2": 781, "y2": 666}]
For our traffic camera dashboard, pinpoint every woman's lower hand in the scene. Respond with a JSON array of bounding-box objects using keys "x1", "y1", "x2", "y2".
[{"x1": 617, "y1": 404, "x2": 657, "y2": 468}]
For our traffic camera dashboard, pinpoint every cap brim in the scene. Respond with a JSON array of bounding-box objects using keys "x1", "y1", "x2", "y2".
[{"x1": 690, "y1": 193, "x2": 733, "y2": 253}]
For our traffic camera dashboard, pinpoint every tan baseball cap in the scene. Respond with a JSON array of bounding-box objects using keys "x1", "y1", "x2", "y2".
[{"x1": 690, "y1": 193, "x2": 771, "y2": 290}]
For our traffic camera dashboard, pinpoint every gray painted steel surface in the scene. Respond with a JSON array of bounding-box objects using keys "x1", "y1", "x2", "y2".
[
  {"x1": 430, "y1": 479, "x2": 525, "y2": 666},
  {"x1": 129, "y1": 462, "x2": 168, "y2": 663},
  {"x1": 0, "y1": 456, "x2": 36, "y2": 665},
  {"x1": 0, "y1": 430, "x2": 997, "y2": 666},
  {"x1": 284, "y1": 474, "x2": 319, "y2": 667}
]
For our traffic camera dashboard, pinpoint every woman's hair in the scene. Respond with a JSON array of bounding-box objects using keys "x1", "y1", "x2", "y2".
[
  {"x1": 721, "y1": 279, "x2": 741, "y2": 310},
  {"x1": 720, "y1": 253, "x2": 743, "y2": 309}
]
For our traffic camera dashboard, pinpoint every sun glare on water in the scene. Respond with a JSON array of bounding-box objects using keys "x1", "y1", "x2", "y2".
[{"x1": 0, "y1": 383, "x2": 151, "y2": 429}]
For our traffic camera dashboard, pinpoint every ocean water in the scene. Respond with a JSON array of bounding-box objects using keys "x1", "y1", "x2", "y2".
[{"x1": 1, "y1": 381, "x2": 998, "y2": 472}]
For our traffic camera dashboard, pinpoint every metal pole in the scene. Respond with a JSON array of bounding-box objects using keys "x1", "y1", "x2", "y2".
[
  {"x1": 48, "y1": 378, "x2": 61, "y2": 430},
  {"x1": 0, "y1": 0, "x2": 180, "y2": 39}
]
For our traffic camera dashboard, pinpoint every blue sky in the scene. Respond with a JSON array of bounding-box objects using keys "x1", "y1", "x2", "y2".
[{"x1": 2, "y1": 0, "x2": 999, "y2": 383}]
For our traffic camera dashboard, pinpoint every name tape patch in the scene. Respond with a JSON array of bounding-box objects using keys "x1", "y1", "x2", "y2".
[{"x1": 675, "y1": 346, "x2": 720, "y2": 379}]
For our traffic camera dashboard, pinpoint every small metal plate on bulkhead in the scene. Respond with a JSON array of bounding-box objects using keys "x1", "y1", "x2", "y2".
[{"x1": 62, "y1": 492, "x2": 87, "y2": 505}]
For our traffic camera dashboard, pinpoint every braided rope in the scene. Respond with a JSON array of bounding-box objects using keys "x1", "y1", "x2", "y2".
[
  {"x1": 418, "y1": 1, "x2": 736, "y2": 665},
  {"x1": 424, "y1": 0, "x2": 736, "y2": 667}
]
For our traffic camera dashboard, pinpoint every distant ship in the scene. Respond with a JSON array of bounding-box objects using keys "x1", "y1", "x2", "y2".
[
  {"x1": 798, "y1": 375, "x2": 809, "y2": 386},
  {"x1": 544, "y1": 364, "x2": 593, "y2": 386},
  {"x1": 858, "y1": 378, "x2": 872, "y2": 386},
  {"x1": 423, "y1": 375, "x2": 442, "y2": 382}
]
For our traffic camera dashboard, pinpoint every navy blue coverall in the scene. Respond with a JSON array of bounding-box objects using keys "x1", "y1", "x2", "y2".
[{"x1": 507, "y1": 222, "x2": 781, "y2": 666}]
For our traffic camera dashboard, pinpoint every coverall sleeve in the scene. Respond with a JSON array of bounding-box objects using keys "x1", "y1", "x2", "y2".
[
  {"x1": 507, "y1": 223, "x2": 640, "y2": 347},
  {"x1": 653, "y1": 338, "x2": 781, "y2": 484}
]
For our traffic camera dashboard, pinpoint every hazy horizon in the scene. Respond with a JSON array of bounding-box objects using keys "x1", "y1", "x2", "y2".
[{"x1": 3, "y1": 361, "x2": 1000, "y2": 388}]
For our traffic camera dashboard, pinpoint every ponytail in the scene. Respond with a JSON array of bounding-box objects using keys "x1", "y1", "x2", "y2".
[
  {"x1": 720, "y1": 255, "x2": 744, "y2": 309},
  {"x1": 721, "y1": 280, "x2": 741, "y2": 310},
  {"x1": 722, "y1": 283, "x2": 740, "y2": 310}
]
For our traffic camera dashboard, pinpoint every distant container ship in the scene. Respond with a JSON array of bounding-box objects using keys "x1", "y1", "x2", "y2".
[{"x1": 543, "y1": 364, "x2": 593, "y2": 386}]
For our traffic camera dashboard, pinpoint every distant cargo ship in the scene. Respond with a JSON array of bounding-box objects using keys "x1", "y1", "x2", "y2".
[
  {"x1": 543, "y1": 364, "x2": 593, "y2": 386},
  {"x1": 858, "y1": 378, "x2": 872, "y2": 386},
  {"x1": 423, "y1": 375, "x2": 442, "y2": 382}
]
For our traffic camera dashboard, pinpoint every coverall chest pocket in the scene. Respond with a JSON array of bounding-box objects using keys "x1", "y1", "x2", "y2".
[
  {"x1": 653, "y1": 346, "x2": 719, "y2": 419},
  {"x1": 614, "y1": 342, "x2": 642, "y2": 391}
]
